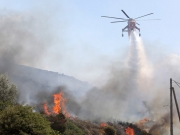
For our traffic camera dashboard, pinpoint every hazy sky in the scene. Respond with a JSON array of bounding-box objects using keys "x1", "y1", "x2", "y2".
[{"x1": 0, "y1": 0, "x2": 179, "y2": 86}]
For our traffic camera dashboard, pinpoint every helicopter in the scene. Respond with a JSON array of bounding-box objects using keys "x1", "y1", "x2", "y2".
[{"x1": 102, "y1": 10, "x2": 160, "y2": 37}]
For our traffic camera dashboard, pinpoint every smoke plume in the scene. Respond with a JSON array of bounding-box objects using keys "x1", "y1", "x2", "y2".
[
  {"x1": 66, "y1": 32, "x2": 180, "y2": 134},
  {"x1": 0, "y1": 10, "x2": 70, "y2": 105},
  {"x1": 70, "y1": 32, "x2": 153, "y2": 121}
]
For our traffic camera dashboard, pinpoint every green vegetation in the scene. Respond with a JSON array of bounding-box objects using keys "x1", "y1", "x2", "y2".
[
  {"x1": 47, "y1": 113, "x2": 85, "y2": 135},
  {"x1": 64, "y1": 120, "x2": 86, "y2": 135},
  {"x1": 0, "y1": 105, "x2": 57, "y2": 135},
  {"x1": 0, "y1": 74, "x2": 59, "y2": 135},
  {"x1": 0, "y1": 74, "x2": 17, "y2": 111}
]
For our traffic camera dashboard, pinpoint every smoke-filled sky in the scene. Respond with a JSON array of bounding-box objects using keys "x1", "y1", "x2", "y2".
[{"x1": 0, "y1": 0, "x2": 180, "y2": 87}]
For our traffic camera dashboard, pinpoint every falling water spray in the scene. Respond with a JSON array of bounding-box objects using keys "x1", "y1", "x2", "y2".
[{"x1": 127, "y1": 32, "x2": 153, "y2": 93}]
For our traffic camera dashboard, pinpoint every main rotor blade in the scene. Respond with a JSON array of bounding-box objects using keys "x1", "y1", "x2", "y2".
[
  {"x1": 111, "y1": 21, "x2": 127, "y2": 23},
  {"x1": 134, "y1": 13, "x2": 153, "y2": 19},
  {"x1": 136, "y1": 22, "x2": 140, "y2": 25},
  {"x1": 136, "y1": 19, "x2": 161, "y2": 21},
  {"x1": 121, "y1": 10, "x2": 130, "y2": 18},
  {"x1": 101, "y1": 16, "x2": 127, "y2": 20}
]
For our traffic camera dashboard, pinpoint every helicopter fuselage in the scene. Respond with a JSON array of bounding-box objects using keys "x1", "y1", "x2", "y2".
[
  {"x1": 128, "y1": 19, "x2": 136, "y2": 30},
  {"x1": 122, "y1": 18, "x2": 140, "y2": 37}
]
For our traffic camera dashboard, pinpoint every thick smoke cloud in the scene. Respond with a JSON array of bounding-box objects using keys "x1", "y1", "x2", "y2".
[
  {"x1": 0, "y1": 11, "x2": 67, "y2": 104},
  {"x1": 0, "y1": 12, "x2": 52, "y2": 68}
]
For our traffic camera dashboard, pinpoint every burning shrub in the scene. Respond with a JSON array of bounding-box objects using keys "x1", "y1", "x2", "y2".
[
  {"x1": 104, "y1": 126, "x2": 116, "y2": 135},
  {"x1": 43, "y1": 92, "x2": 70, "y2": 117},
  {"x1": 118, "y1": 121, "x2": 148, "y2": 135},
  {"x1": 100, "y1": 122, "x2": 108, "y2": 127},
  {"x1": 0, "y1": 105, "x2": 56, "y2": 135},
  {"x1": 125, "y1": 127, "x2": 134, "y2": 135}
]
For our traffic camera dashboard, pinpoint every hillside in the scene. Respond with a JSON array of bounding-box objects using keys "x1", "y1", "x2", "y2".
[{"x1": 7, "y1": 64, "x2": 92, "y2": 104}]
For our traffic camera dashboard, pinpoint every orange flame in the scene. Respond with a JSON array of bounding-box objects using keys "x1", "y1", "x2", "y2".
[
  {"x1": 52, "y1": 92, "x2": 63, "y2": 114},
  {"x1": 43, "y1": 92, "x2": 70, "y2": 117},
  {"x1": 125, "y1": 127, "x2": 134, "y2": 135},
  {"x1": 100, "y1": 122, "x2": 108, "y2": 127},
  {"x1": 43, "y1": 102, "x2": 50, "y2": 115},
  {"x1": 61, "y1": 95, "x2": 67, "y2": 114}
]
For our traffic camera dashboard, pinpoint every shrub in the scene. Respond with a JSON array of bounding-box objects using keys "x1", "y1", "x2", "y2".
[
  {"x1": 0, "y1": 105, "x2": 55, "y2": 135},
  {"x1": 64, "y1": 120, "x2": 86, "y2": 135},
  {"x1": 104, "y1": 126, "x2": 116, "y2": 135},
  {"x1": 47, "y1": 113, "x2": 66, "y2": 133}
]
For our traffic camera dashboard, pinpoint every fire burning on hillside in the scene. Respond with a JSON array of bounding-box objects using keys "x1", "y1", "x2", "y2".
[
  {"x1": 125, "y1": 127, "x2": 134, "y2": 135},
  {"x1": 43, "y1": 92, "x2": 70, "y2": 117},
  {"x1": 100, "y1": 122, "x2": 108, "y2": 127}
]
